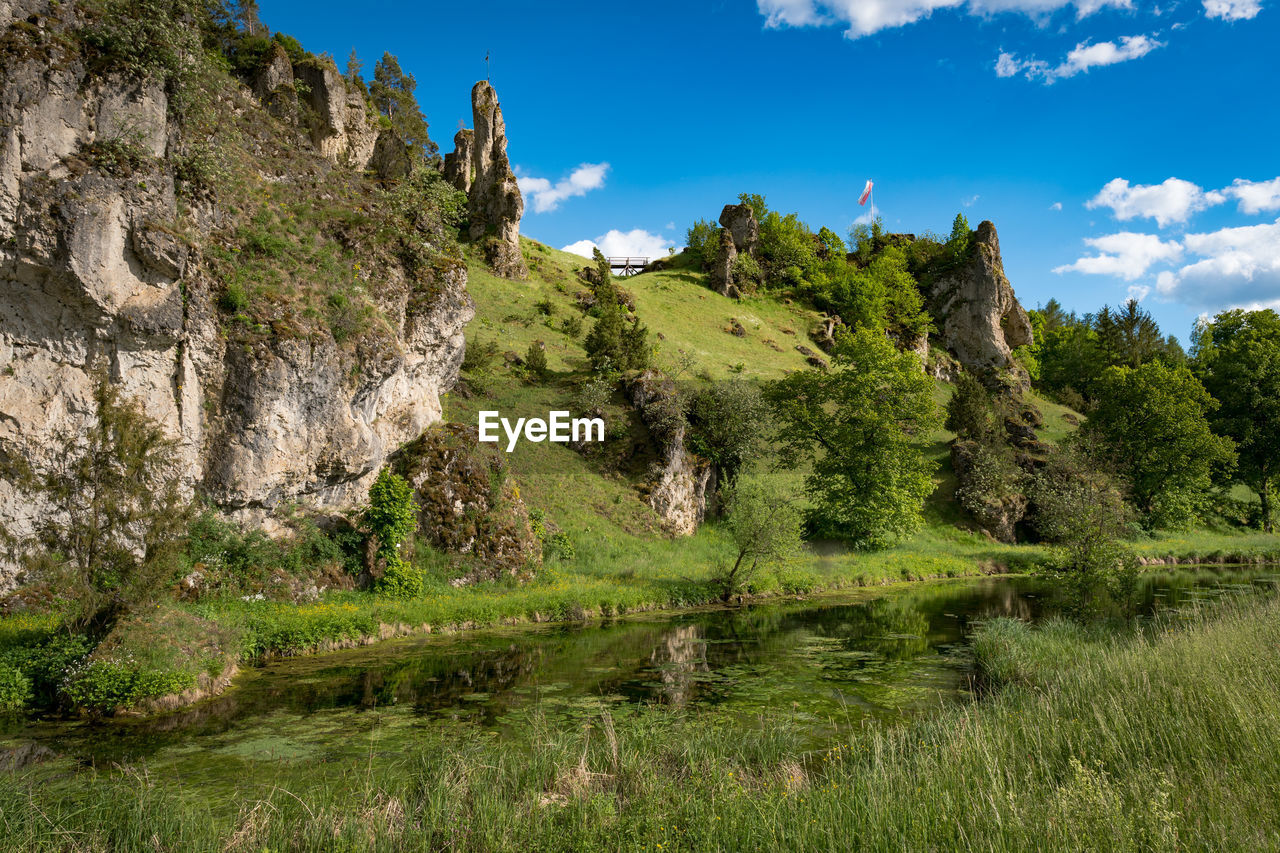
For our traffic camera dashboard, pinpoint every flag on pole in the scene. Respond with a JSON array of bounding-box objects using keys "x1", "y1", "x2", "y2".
[{"x1": 858, "y1": 180, "x2": 874, "y2": 206}]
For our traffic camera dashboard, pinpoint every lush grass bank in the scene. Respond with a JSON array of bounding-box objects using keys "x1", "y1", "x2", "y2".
[{"x1": 4, "y1": 581, "x2": 1279, "y2": 850}]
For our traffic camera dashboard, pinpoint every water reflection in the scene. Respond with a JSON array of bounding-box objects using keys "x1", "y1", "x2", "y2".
[{"x1": 6, "y1": 568, "x2": 1276, "y2": 770}]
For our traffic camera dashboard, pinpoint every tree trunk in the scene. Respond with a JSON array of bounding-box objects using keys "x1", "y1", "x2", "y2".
[{"x1": 1261, "y1": 475, "x2": 1273, "y2": 534}]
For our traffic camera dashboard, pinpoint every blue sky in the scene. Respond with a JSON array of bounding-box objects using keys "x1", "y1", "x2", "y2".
[{"x1": 263, "y1": 0, "x2": 1279, "y2": 342}]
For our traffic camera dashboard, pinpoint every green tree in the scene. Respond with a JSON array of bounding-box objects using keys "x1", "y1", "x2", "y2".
[
  {"x1": 366, "y1": 468, "x2": 417, "y2": 558},
  {"x1": 687, "y1": 379, "x2": 771, "y2": 484},
  {"x1": 1194, "y1": 309, "x2": 1280, "y2": 532},
  {"x1": 946, "y1": 371, "x2": 1000, "y2": 443},
  {"x1": 25, "y1": 379, "x2": 193, "y2": 635},
  {"x1": 1087, "y1": 361, "x2": 1236, "y2": 527},
  {"x1": 1030, "y1": 435, "x2": 1137, "y2": 613},
  {"x1": 767, "y1": 327, "x2": 939, "y2": 547},
  {"x1": 714, "y1": 472, "x2": 803, "y2": 601},
  {"x1": 369, "y1": 52, "x2": 436, "y2": 160},
  {"x1": 947, "y1": 212, "x2": 971, "y2": 259},
  {"x1": 345, "y1": 48, "x2": 363, "y2": 85},
  {"x1": 584, "y1": 292, "x2": 650, "y2": 373},
  {"x1": 685, "y1": 219, "x2": 720, "y2": 271}
]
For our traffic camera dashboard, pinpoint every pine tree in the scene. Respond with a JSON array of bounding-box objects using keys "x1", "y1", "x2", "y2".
[{"x1": 369, "y1": 53, "x2": 437, "y2": 160}]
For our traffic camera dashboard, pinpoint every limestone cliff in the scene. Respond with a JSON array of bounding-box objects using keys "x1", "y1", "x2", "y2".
[
  {"x1": 445, "y1": 81, "x2": 526, "y2": 279},
  {"x1": 0, "y1": 1, "x2": 474, "y2": 590},
  {"x1": 923, "y1": 221, "x2": 1034, "y2": 385}
]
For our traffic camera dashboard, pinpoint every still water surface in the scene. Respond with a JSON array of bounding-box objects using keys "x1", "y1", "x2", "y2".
[{"x1": 6, "y1": 569, "x2": 1277, "y2": 785}]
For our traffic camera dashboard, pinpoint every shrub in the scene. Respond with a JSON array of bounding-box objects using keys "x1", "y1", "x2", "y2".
[
  {"x1": 525, "y1": 342, "x2": 548, "y2": 380},
  {"x1": 687, "y1": 379, "x2": 771, "y2": 484},
  {"x1": 584, "y1": 299, "x2": 650, "y2": 372},
  {"x1": 946, "y1": 371, "x2": 999, "y2": 442},
  {"x1": 366, "y1": 469, "x2": 418, "y2": 560},
  {"x1": 0, "y1": 662, "x2": 32, "y2": 715},
  {"x1": 685, "y1": 219, "x2": 720, "y2": 271},
  {"x1": 560, "y1": 314, "x2": 584, "y2": 339},
  {"x1": 377, "y1": 554, "x2": 424, "y2": 599},
  {"x1": 714, "y1": 472, "x2": 803, "y2": 601},
  {"x1": 61, "y1": 657, "x2": 194, "y2": 713},
  {"x1": 22, "y1": 376, "x2": 192, "y2": 635},
  {"x1": 543, "y1": 531, "x2": 575, "y2": 562},
  {"x1": 219, "y1": 282, "x2": 249, "y2": 313}
]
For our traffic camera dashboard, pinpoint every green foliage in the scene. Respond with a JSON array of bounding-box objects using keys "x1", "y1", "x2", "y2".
[
  {"x1": 945, "y1": 371, "x2": 999, "y2": 442},
  {"x1": 730, "y1": 252, "x2": 761, "y2": 286},
  {"x1": 0, "y1": 661, "x2": 32, "y2": 714},
  {"x1": 954, "y1": 440, "x2": 1027, "y2": 538},
  {"x1": 1035, "y1": 298, "x2": 1185, "y2": 403},
  {"x1": 801, "y1": 246, "x2": 930, "y2": 342},
  {"x1": 21, "y1": 377, "x2": 192, "y2": 635},
  {"x1": 60, "y1": 657, "x2": 194, "y2": 713},
  {"x1": 218, "y1": 281, "x2": 249, "y2": 313},
  {"x1": 1030, "y1": 436, "x2": 1138, "y2": 612},
  {"x1": 687, "y1": 379, "x2": 771, "y2": 483},
  {"x1": 1088, "y1": 361, "x2": 1236, "y2": 527},
  {"x1": 946, "y1": 212, "x2": 971, "y2": 259},
  {"x1": 584, "y1": 297, "x2": 650, "y2": 373},
  {"x1": 815, "y1": 226, "x2": 846, "y2": 260},
  {"x1": 184, "y1": 511, "x2": 345, "y2": 594},
  {"x1": 714, "y1": 471, "x2": 803, "y2": 600},
  {"x1": 377, "y1": 554, "x2": 424, "y2": 599},
  {"x1": 560, "y1": 313, "x2": 584, "y2": 339},
  {"x1": 369, "y1": 52, "x2": 437, "y2": 159},
  {"x1": 524, "y1": 342, "x2": 549, "y2": 380},
  {"x1": 685, "y1": 219, "x2": 721, "y2": 271},
  {"x1": 366, "y1": 469, "x2": 418, "y2": 560},
  {"x1": 542, "y1": 531, "x2": 575, "y2": 562},
  {"x1": 1193, "y1": 308, "x2": 1280, "y2": 533},
  {"x1": 80, "y1": 0, "x2": 206, "y2": 85},
  {"x1": 767, "y1": 327, "x2": 939, "y2": 546}
]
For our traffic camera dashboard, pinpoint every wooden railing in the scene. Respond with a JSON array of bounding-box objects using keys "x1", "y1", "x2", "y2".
[{"x1": 606, "y1": 257, "x2": 648, "y2": 276}]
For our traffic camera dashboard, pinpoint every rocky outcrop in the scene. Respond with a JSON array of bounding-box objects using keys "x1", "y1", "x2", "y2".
[
  {"x1": 708, "y1": 203, "x2": 759, "y2": 299},
  {"x1": 924, "y1": 221, "x2": 1033, "y2": 385},
  {"x1": 449, "y1": 81, "x2": 526, "y2": 279},
  {"x1": 0, "y1": 28, "x2": 473, "y2": 591},
  {"x1": 293, "y1": 60, "x2": 379, "y2": 168},
  {"x1": 629, "y1": 371, "x2": 713, "y2": 536},
  {"x1": 951, "y1": 440, "x2": 1027, "y2": 543},
  {"x1": 709, "y1": 227, "x2": 739, "y2": 299},
  {"x1": 719, "y1": 203, "x2": 759, "y2": 254},
  {"x1": 392, "y1": 425, "x2": 540, "y2": 583},
  {"x1": 442, "y1": 129, "x2": 474, "y2": 194},
  {"x1": 253, "y1": 43, "x2": 297, "y2": 121}
]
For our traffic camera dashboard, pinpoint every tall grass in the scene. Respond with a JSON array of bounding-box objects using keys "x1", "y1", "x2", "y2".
[{"x1": 5, "y1": 593, "x2": 1280, "y2": 850}]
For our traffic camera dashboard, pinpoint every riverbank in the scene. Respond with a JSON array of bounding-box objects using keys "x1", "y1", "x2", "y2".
[
  {"x1": 5, "y1": 526, "x2": 1279, "y2": 717},
  {"x1": 3, "y1": 575, "x2": 1278, "y2": 850}
]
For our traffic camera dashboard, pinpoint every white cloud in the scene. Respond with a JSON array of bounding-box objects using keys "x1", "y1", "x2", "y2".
[
  {"x1": 1220, "y1": 177, "x2": 1280, "y2": 214},
  {"x1": 1202, "y1": 0, "x2": 1263, "y2": 20},
  {"x1": 998, "y1": 34, "x2": 1163, "y2": 82},
  {"x1": 562, "y1": 229, "x2": 677, "y2": 262},
  {"x1": 1053, "y1": 232, "x2": 1183, "y2": 280},
  {"x1": 1127, "y1": 284, "x2": 1151, "y2": 301},
  {"x1": 1086, "y1": 177, "x2": 1225, "y2": 227},
  {"x1": 963, "y1": 194, "x2": 980, "y2": 207},
  {"x1": 1050, "y1": 202, "x2": 1063, "y2": 211},
  {"x1": 1156, "y1": 218, "x2": 1280, "y2": 309},
  {"x1": 759, "y1": 0, "x2": 1128, "y2": 36},
  {"x1": 516, "y1": 163, "x2": 609, "y2": 214}
]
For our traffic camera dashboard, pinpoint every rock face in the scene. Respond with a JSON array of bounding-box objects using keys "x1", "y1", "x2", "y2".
[
  {"x1": 0, "y1": 25, "x2": 473, "y2": 591},
  {"x1": 293, "y1": 61, "x2": 379, "y2": 168},
  {"x1": 442, "y1": 129, "x2": 474, "y2": 194},
  {"x1": 447, "y1": 81, "x2": 526, "y2": 279},
  {"x1": 392, "y1": 425, "x2": 540, "y2": 583},
  {"x1": 709, "y1": 228, "x2": 739, "y2": 299},
  {"x1": 719, "y1": 203, "x2": 759, "y2": 254},
  {"x1": 630, "y1": 372, "x2": 713, "y2": 536},
  {"x1": 925, "y1": 221, "x2": 1034, "y2": 384},
  {"x1": 708, "y1": 203, "x2": 759, "y2": 299}
]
